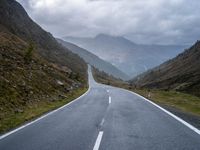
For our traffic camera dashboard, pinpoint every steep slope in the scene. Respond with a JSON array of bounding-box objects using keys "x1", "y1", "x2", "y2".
[
  {"x1": 57, "y1": 39, "x2": 129, "y2": 80},
  {"x1": 64, "y1": 34, "x2": 187, "y2": 77},
  {"x1": 131, "y1": 41, "x2": 200, "y2": 97},
  {"x1": 0, "y1": 0, "x2": 87, "y2": 132},
  {"x1": 0, "y1": 30, "x2": 87, "y2": 133},
  {"x1": 0, "y1": 0, "x2": 87, "y2": 79}
]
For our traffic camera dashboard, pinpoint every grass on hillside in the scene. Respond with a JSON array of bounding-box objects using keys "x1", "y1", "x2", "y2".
[
  {"x1": 92, "y1": 67, "x2": 130, "y2": 88},
  {"x1": 132, "y1": 89, "x2": 200, "y2": 116},
  {"x1": 0, "y1": 32, "x2": 88, "y2": 134},
  {"x1": 0, "y1": 87, "x2": 87, "y2": 134}
]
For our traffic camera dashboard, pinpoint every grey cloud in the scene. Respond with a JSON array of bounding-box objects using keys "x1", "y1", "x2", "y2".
[{"x1": 17, "y1": 0, "x2": 200, "y2": 45}]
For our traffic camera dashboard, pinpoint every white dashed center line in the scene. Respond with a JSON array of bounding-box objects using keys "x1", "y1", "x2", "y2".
[
  {"x1": 100, "y1": 118, "x2": 105, "y2": 127},
  {"x1": 109, "y1": 96, "x2": 111, "y2": 104},
  {"x1": 93, "y1": 131, "x2": 104, "y2": 150},
  {"x1": 93, "y1": 90, "x2": 110, "y2": 150}
]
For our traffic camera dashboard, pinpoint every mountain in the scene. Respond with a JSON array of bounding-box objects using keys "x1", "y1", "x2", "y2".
[
  {"x1": 64, "y1": 34, "x2": 187, "y2": 77},
  {"x1": 57, "y1": 39, "x2": 129, "y2": 80},
  {"x1": 0, "y1": 0, "x2": 87, "y2": 79},
  {"x1": 131, "y1": 41, "x2": 200, "y2": 97},
  {"x1": 0, "y1": 0, "x2": 87, "y2": 132}
]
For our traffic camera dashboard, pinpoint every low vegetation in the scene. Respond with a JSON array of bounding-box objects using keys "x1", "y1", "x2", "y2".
[
  {"x1": 133, "y1": 89, "x2": 200, "y2": 116},
  {"x1": 92, "y1": 67, "x2": 129, "y2": 88},
  {"x1": 0, "y1": 87, "x2": 87, "y2": 133},
  {"x1": 24, "y1": 42, "x2": 34, "y2": 64}
]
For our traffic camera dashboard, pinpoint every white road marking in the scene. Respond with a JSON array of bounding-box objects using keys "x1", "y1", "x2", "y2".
[
  {"x1": 0, "y1": 87, "x2": 91, "y2": 140},
  {"x1": 93, "y1": 131, "x2": 104, "y2": 150},
  {"x1": 100, "y1": 118, "x2": 105, "y2": 127},
  {"x1": 125, "y1": 89, "x2": 200, "y2": 135},
  {"x1": 107, "y1": 89, "x2": 109, "y2": 93},
  {"x1": 109, "y1": 96, "x2": 111, "y2": 104}
]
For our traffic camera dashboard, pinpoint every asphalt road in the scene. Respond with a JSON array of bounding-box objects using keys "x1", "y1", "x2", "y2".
[{"x1": 0, "y1": 67, "x2": 200, "y2": 150}]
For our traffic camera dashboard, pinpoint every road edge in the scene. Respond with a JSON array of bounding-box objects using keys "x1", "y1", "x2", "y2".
[
  {"x1": 123, "y1": 88, "x2": 200, "y2": 135},
  {"x1": 0, "y1": 87, "x2": 91, "y2": 140}
]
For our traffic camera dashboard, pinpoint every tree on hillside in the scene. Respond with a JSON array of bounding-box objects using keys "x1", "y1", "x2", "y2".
[{"x1": 24, "y1": 42, "x2": 34, "y2": 64}]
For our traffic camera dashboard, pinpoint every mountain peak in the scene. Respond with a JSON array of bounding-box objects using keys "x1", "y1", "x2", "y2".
[
  {"x1": 95, "y1": 33, "x2": 123, "y2": 39},
  {"x1": 94, "y1": 33, "x2": 136, "y2": 45},
  {"x1": 95, "y1": 33, "x2": 113, "y2": 38}
]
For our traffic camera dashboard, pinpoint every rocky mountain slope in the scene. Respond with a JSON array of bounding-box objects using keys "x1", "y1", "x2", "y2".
[
  {"x1": 131, "y1": 41, "x2": 200, "y2": 97},
  {"x1": 0, "y1": 0, "x2": 87, "y2": 132},
  {"x1": 0, "y1": 0, "x2": 87, "y2": 78},
  {"x1": 64, "y1": 34, "x2": 187, "y2": 77},
  {"x1": 57, "y1": 39, "x2": 129, "y2": 80}
]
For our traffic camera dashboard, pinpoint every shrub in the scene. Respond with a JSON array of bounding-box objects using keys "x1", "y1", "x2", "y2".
[{"x1": 24, "y1": 42, "x2": 34, "y2": 63}]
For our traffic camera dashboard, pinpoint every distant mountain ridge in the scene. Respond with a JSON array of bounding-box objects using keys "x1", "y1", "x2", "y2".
[
  {"x1": 57, "y1": 39, "x2": 129, "y2": 80},
  {"x1": 131, "y1": 41, "x2": 200, "y2": 97},
  {"x1": 64, "y1": 34, "x2": 188, "y2": 77}
]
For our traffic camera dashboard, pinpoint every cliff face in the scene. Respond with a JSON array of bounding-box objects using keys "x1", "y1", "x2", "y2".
[{"x1": 131, "y1": 41, "x2": 200, "y2": 97}]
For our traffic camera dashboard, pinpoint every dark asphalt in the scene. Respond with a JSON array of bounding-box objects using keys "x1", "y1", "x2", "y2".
[{"x1": 0, "y1": 67, "x2": 200, "y2": 150}]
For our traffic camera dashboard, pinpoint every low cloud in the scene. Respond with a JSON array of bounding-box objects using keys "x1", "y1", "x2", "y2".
[{"x1": 17, "y1": 0, "x2": 200, "y2": 45}]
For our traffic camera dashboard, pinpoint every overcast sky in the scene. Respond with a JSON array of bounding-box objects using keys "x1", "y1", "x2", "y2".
[{"x1": 17, "y1": 0, "x2": 200, "y2": 45}]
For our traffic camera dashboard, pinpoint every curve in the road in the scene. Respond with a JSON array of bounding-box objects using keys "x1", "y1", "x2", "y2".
[{"x1": 0, "y1": 66, "x2": 200, "y2": 150}]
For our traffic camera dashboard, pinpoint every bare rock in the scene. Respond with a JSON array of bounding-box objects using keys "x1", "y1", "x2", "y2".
[
  {"x1": 56, "y1": 80, "x2": 64, "y2": 86},
  {"x1": 58, "y1": 94, "x2": 67, "y2": 99}
]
